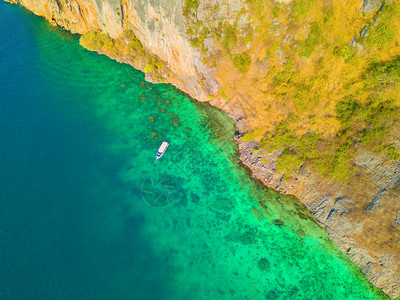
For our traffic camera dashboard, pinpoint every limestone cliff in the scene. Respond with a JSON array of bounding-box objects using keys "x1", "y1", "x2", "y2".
[
  {"x1": 6, "y1": 0, "x2": 400, "y2": 297},
  {"x1": 6, "y1": 0, "x2": 223, "y2": 101}
]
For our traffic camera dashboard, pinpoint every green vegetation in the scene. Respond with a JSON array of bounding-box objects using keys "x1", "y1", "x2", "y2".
[
  {"x1": 81, "y1": 30, "x2": 146, "y2": 59},
  {"x1": 183, "y1": 0, "x2": 199, "y2": 17},
  {"x1": 222, "y1": 24, "x2": 237, "y2": 53},
  {"x1": 292, "y1": 0, "x2": 316, "y2": 20},
  {"x1": 260, "y1": 57, "x2": 400, "y2": 182},
  {"x1": 190, "y1": 38, "x2": 202, "y2": 48},
  {"x1": 182, "y1": 2, "x2": 253, "y2": 72},
  {"x1": 273, "y1": 59, "x2": 297, "y2": 87},
  {"x1": 244, "y1": 34, "x2": 252, "y2": 44},
  {"x1": 144, "y1": 57, "x2": 166, "y2": 73},
  {"x1": 272, "y1": 5, "x2": 280, "y2": 17},
  {"x1": 80, "y1": 31, "x2": 119, "y2": 57},
  {"x1": 183, "y1": 7, "x2": 209, "y2": 54},
  {"x1": 333, "y1": 45, "x2": 356, "y2": 60},
  {"x1": 335, "y1": 98, "x2": 358, "y2": 121},
  {"x1": 219, "y1": 88, "x2": 228, "y2": 100},
  {"x1": 365, "y1": 3, "x2": 396, "y2": 46},
  {"x1": 369, "y1": 23, "x2": 395, "y2": 45},
  {"x1": 80, "y1": 30, "x2": 168, "y2": 82},
  {"x1": 126, "y1": 30, "x2": 145, "y2": 56},
  {"x1": 260, "y1": 123, "x2": 357, "y2": 183},
  {"x1": 231, "y1": 52, "x2": 251, "y2": 74},
  {"x1": 300, "y1": 24, "x2": 323, "y2": 57},
  {"x1": 180, "y1": 0, "x2": 400, "y2": 182}
]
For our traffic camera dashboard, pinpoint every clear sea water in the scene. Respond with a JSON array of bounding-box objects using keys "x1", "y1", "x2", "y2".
[{"x1": 0, "y1": 2, "x2": 388, "y2": 299}]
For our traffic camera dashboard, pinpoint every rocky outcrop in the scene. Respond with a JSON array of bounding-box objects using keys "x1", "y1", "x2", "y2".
[
  {"x1": 363, "y1": 0, "x2": 385, "y2": 13},
  {"x1": 237, "y1": 139, "x2": 400, "y2": 298},
  {"x1": 6, "y1": 0, "x2": 400, "y2": 297}
]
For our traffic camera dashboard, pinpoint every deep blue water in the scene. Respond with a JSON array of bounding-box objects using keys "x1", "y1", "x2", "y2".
[
  {"x1": 0, "y1": 3, "x2": 162, "y2": 298},
  {"x1": 0, "y1": 2, "x2": 387, "y2": 299}
]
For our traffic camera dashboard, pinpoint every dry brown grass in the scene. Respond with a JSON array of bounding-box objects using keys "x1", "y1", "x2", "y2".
[{"x1": 212, "y1": 0, "x2": 400, "y2": 154}]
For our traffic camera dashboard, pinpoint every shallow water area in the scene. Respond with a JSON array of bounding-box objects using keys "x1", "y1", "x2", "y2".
[{"x1": 0, "y1": 2, "x2": 387, "y2": 299}]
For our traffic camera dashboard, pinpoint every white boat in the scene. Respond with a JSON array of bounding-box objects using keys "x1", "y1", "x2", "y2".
[{"x1": 156, "y1": 141, "x2": 169, "y2": 160}]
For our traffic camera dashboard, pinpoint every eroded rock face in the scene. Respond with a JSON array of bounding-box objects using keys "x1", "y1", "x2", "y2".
[
  {"x1": 356, "y1": 152, "x2": 400, "y2": 190},
  {"x1": 123, "y1": 0, "x2": 196, "y2": 77},
  {"x1": 362, "y1": 0, "x2": 385, "y2": 13},
  {"x1": 7, "y1": 0, "x2": 225, "y2": 103},
  {"x1": 8, "y1": 0, "x2": 253, "y2": 105},
  {"x1": 6, "y1": 0, "x2": 400, "y2": 297}
]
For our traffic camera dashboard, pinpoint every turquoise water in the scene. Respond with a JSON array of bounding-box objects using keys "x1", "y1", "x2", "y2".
[{"x1": 0, "y1": 2, "x2": 387, "y2": 299}]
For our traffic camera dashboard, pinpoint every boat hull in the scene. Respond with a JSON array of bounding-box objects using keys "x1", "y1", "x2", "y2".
[{"x1": 156, "y1": 141, "x2": 169, "y2": 160}]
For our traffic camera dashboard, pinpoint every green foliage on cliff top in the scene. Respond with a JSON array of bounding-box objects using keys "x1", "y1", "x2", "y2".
[
  {"x1": 299, "y1": 24, "x2": 323, "y2": 57},
  {"x1": 292, "y1": 0, "x2": 316, "y2": 20},
  {"x1": 144, "y1": 56, "x2": 166, "y2": 73},
  {"x1": 260, "y1": 56, "x2": 400, "y2": 182},
  {"x1": 183, "y1": 0, "x2": 199, "y2": 17},
  {"x1": 126, "y1": 30, "x2": 145, "y2": 56},
  {"x1": 365, "y1": 3, "x2": 397, "y2": 46},
  {"x1": 80, "y1": 31, "x2": 120, "y2": 57},
  {"x1": 80, "y1": 30, "x2": 168, "y2": 82},
  {"x1": 80, "y1": 30, "x2": 146, "y2": 59},
  {"x1": 335, "y1": 98, "x2": 358, "y2": 121},
  {"x1": 231, "y1": 52, "x2": 251, "y2": 74},
  {"x1": 333, "y1": 45, "x2": 356, "y2": 61},
  {"x1": 222, "y1": 24, "x2": 237, "y2": 53},
  {"x1": 213, "y1": 0, "x2": 400, "y2": 185}
]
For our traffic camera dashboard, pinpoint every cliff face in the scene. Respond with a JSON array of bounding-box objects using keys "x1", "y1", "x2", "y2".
[
  {"x1": 6, "y1": 0, "x2": 400, "y2": 297},
  {"x1": 7, "y1": 0, "x2": 227, "y2": 101}
]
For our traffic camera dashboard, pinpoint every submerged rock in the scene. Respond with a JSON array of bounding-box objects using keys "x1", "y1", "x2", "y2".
[
  {"x1": 239, "y1": 230, "x2": 257, "y2": 245},
  {"x1": 191, "y1": 192, "x2": 200, "y2": 204},
  {"x1": 258, "y1": 258, "x2": 270, "y2": 271},
  {"x1": 273, "y1": 219, "x2": 284, "y2": 226}
]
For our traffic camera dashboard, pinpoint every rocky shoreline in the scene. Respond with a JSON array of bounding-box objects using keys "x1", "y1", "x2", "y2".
[{"x1": 235, "y1": 135, "x2": 400, "y2": 298}]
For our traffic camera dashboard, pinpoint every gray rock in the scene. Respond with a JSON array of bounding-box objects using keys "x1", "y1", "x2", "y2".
[
  {"x1": 238, "y1": 139, "x2": 400, "y2": 298},
  {"x1": 308, "y1": 196, "x2": 334, "y2": 225},
  {"x1": 395, "y1": 212, "x2": 400, "y2": 227},
  {"x1": 362, "y1": 0, "x2": 384, "y2": 13},
  {"x1": 350, "y1": 37, "x2": 364, "y2": 51},
  {"x1": 356, "y1": 152, "x2": 400, "y2": 189},
  {"x1": 365, "y1": 188, "x2": 386, "y2": 211},
  {"x1": 360, "y1": 25, "x2": 369, "y2": 37}
]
